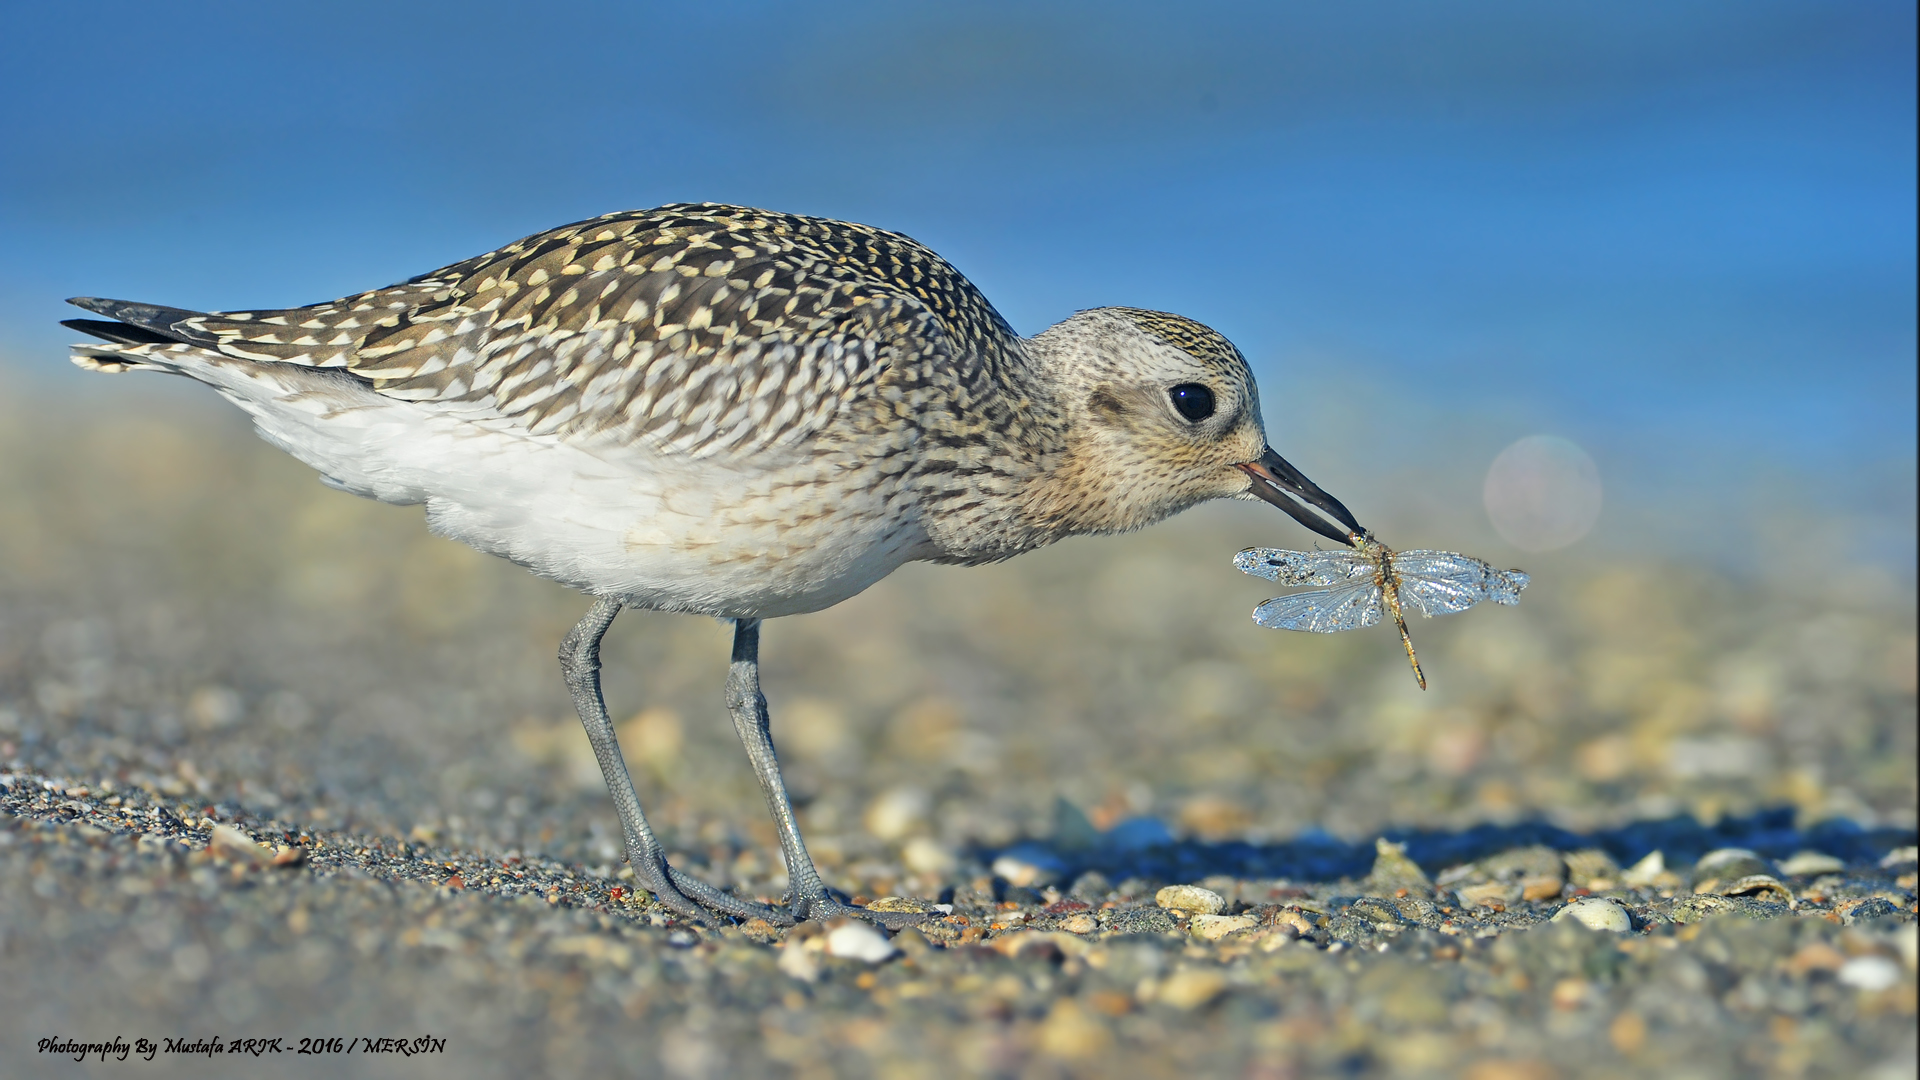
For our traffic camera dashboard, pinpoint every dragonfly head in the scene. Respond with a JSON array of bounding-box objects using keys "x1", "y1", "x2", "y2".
[{"x1": 1238, "y1": 446, "x2": 1366, "y2": 547}]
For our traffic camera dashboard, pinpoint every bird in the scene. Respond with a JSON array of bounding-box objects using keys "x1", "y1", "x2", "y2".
[{"x1": 62, "y1": 202, "x2": 1365, "y2": 926}]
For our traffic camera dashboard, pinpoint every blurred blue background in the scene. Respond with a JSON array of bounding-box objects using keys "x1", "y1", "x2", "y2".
[{"x1": 2, "y1": 0, "x2": 1913, "y2": 568}]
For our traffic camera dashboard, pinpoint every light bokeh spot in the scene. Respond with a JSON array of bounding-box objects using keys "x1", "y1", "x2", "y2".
[{"x1": 1483, "y1": 435, "x2": 1602, "y2": 552}]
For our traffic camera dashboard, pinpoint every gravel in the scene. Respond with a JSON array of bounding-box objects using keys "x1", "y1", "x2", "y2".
[{"x1": 0, "y1": 395, "x2": 1914, "y2": 1077}]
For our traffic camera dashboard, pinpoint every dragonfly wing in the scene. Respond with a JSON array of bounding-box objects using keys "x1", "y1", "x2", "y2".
[
  {"x1": 1235, "y1": 547, "x2": 1372, "y2": 587},
  {"x1": 1252, "y1": 583, "x2": 1384, "y2": 633},
  {"x1": 1392, "y1": 551, "x2": 1532, "y2": 616}
]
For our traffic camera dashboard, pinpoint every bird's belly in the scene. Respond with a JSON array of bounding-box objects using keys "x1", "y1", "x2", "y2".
[
  {"x1": 405, "y1": 424, "x2": 925, "y2": 619},
  {"x1": 219, "y1": 369, "x2": 927, "y2": 618}
]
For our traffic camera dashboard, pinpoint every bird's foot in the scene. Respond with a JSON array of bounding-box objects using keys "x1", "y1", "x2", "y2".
[
  {"x1": 785, "y1": 889, "x2": 928, "y2": 930},
  {"x1": 626, "y1": 854, "x2": 786, "y2": 926}
]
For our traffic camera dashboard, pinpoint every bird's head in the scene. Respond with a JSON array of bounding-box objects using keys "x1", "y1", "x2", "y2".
[{"x1": 1023, "y1": 307, "x2": 1363, "y2": 544}]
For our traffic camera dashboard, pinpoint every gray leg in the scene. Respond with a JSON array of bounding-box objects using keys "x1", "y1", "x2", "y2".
[
  {"x1": 559, "y1": 598, "x2": 778, "y2": 923},
  {"x1": 726, "y1": 618, "x2": 924, "y2": 928}
]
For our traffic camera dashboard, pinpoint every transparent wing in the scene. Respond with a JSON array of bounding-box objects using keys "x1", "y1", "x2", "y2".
[
  {"x1": 1391, "y1": 550, "x2": 1531, "y2": 617},
  {"x1": 1252, "y1": 582, "x2": 1384, "y2": 633},
  {"x1": 1235, "y1": 547, "x2": 1374, "y2": 587}
]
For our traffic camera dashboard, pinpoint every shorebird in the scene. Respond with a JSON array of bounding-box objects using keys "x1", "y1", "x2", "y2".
[{"x1": 63, "y1": 203, "x2": 1365, "y2": 926}]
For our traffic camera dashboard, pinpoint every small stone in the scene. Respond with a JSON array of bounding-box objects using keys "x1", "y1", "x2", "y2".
[
  {"x1": 1152, "y1": 968, "x2": 1228, "y2": 1010},
  {"x1": 1837, "y1": 956, "x2": 1902, "y2": 992},
  {"x1": 1717, "y1": 874, "x2": 1794, "y2": 906},
  {"x1": 1189, "y1": 913, "x2": 1258, "y2": 941},
  {"x1": 1563, "y1": 848, "x2": 1621, "y2": 888},
  {"x1": 1067, "y1": 871, "x2": 1112, "y2": 901},
  {"x1": 1668, "y1": 894, "x2": 1738, "y2": 923},
  {"x1": 889, "y1": 926, "x2": 934, "y2": 957},
  {"x1": 1348, "y1": 897, "x2": 1408, "y2": 926},
  {"x1": 777, "y1": 943, "x2": 821, "y2": 983},
  {"x1": 865, "y1": 895, "x2": 936, "y2": 914},
  {"x1": 1060, "y1": 913, "x2": 1099, "y2": 935},
  {"x1": 824, "y1": 921, "x2": 897, "y2": 963},
  {"x1": 901, "y1": 836, "x2": 956, "y2": 876},
  {"x1": 1777, "y1": 851, "x2": 1845, "y2": 876},
  {"x1": 1690, "y1": 847, "x2": 1769, "y2": 889},
  {"x1": 1836, "y1": 897, "x2": 1899, "y2": 925},
  {"x1": 1155, "y1": 884, "x2": 1225, "y2": 916},
  {"x1": 1269, "y1": 909, "x2": 1318, "y2": 937},
  {"x1": 1037, "y1": 999, "x2": 1112, "y2": 1059},
  {"x1": 739, "y1": 918, "x2": 781, "y2": 944},
  {"x1": 1550, "y1": 977, "x2": 1592, "y2": 1009},
  {"x1": 863, "y1": 786, "x2": 929, "y2": 841},
  {"x1": 1620, "y1": 850, "x2": 1668, "y2": 888},
  {"x1": 1552, "y1": 897, "x2": 1632, "y2": 933},
  {"x1": 208, "y1": 824, "x2": 270, "y2": 864},
  {"x1": 1608, "y1": 1012, "x2": 1648, "y2": 1055},
  {"x1": 1366, "y1": 837, "x2": 1432, "y2": 896},
  {"x1": 1520, "y1": 877, "x2": 1566, "y2": 902},
  {"x1": 1455, "y1": 882, "x2": 1520, "y2": 909},
  {"x1": 1785, "y1": 942, "x2": 1847, "y2": 975}
]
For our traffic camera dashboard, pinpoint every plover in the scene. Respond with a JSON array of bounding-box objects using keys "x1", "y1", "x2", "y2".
[{"x1": 64, "y1": 203, "x2": 1365, "y2": 925}]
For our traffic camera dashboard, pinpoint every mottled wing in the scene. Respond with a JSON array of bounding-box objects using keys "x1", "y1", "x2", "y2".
[
  {"x1": 1252, "y1": 583, "x2": 1384, "y2": 633},
  {"x1": 1390, "y1": 550, "x2": 1531, "y2": 617},
  {"x1": 1234, "y1": 547, "x2": 1374, "y2": 587},
  {"x1": 153, "y1": 204, "x2": 1018, "y2": 459}
]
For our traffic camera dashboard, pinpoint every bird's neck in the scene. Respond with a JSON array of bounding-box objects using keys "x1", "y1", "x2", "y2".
[{"x1": 912, "y1": 332, "x2": 1130, "y2": 564}]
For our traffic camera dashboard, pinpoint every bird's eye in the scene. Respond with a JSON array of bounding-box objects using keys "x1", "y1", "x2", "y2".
[{"x1": 1168, "y1": 383, "x2": 1216, "y2": 422}]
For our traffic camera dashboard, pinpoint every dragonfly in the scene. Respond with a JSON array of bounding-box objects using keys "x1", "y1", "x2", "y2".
[{"x1": 1234, "y1": 535, "x2": 1529, "y2": 690}]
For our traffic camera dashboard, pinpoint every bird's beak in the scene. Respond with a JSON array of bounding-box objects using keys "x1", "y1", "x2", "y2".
[{"x1": 1238, "y1": 447, "x2": 1364, "y2": 547}]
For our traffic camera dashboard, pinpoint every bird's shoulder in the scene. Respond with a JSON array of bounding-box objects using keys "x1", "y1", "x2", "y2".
[{"x1": 182, "y1": 204, "x2": 1022, "y2": 457}]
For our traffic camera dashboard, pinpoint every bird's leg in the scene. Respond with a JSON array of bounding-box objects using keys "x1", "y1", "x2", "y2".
[
  {"x1": 725, "y1": 618, "x2": 925, "y2": 928},
  {"x1": 559, "y1": 598, "x2": 780, "y2": 924}
]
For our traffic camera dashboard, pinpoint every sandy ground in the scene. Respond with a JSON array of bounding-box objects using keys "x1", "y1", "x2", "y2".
[{"x1": 0, "y1": 391, "x2": 1914, "y2": 1078}]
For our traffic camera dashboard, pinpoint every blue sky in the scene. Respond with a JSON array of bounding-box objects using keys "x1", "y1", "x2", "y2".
[{"x1": 2, "y1": 1, "x2": 1913, "y2": 558}]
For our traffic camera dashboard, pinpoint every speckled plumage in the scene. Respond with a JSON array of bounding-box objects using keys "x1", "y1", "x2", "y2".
[
  {"x1": 67, "y1": 203, "x2": 1301, "y2": 617},
  {"x1": 65, "y1": 202, "x2": 1361, "y2": 925}
]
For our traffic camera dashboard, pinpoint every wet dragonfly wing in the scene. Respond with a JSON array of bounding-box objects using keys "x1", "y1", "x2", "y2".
[
  {"x1": 1252, "y1": 582, "x2": 1384, "y2": 633},
  {"x1": 1235, "y1": 547, "x2": 1373, "y2": 587},
  {"x1": 1390, "y1": 551, "x2": 1531, "y2": 617}
]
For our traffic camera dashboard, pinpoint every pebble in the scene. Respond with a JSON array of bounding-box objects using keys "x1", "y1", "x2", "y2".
[
  {"x1": 1563, "y1": 848, "x2": 1621, "y2": 888},
  {"x1": 1037, "y1": 999, "x2": 1112, "y2": 1059},
  {"x1": 1189, "y1": 913, "x2": 1258, "y2": 941},
  {"x1": 777, "y1": 943, "x2": 821, "y2": 983},
  {"x1": 1551, "y1": 897, "x2": 1632, "y2": 933},
  {"x1": 864, "y1": 895, "x2": 938, "y2": 914},
  {"x1": 1155, "y1": 884, "x2": 1225, "y2": 915},
  {"x1": 1060, "y1": 913, "x2": 1099, "y2": 934},
  {"x1": 825, "y1": 921, "x2": 897, "y2": 963},
  {"x1": 209, "y1": 824, "x2": 270, "y2": 864},
  {"x1": 901, "y1": 836, "x2": 956, "y2": 876},
  {"x1": 1152, "y1": 969, "x2": 1228, "y2": 1010},
  {"x1": 1777, "y1": 851, "x2": 1846, "y2": 876},
  {"x1": 1837, "y1": 956, "x2": 1902, "y2": 992},
  {"x1": 1620, "y1": 850, "x2": 1668, "y2": 888},
  {"x1": 1715, "y1": 874, "x2": 1794, "y2": 906},
  {"x1": 1691, "y1": 847, "x2": 1770, "y2": 889},
  {"x1": 1366, "y1": 837, "x2": 1431, "y2": 894}
]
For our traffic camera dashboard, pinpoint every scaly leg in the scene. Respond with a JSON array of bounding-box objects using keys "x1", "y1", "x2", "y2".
[
  {"x1": 559, "y1": 598, "x2": 780, "y2": 923},
  {"x1": 725, "y1": 618, "x2": 924, "y2": 928}
]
